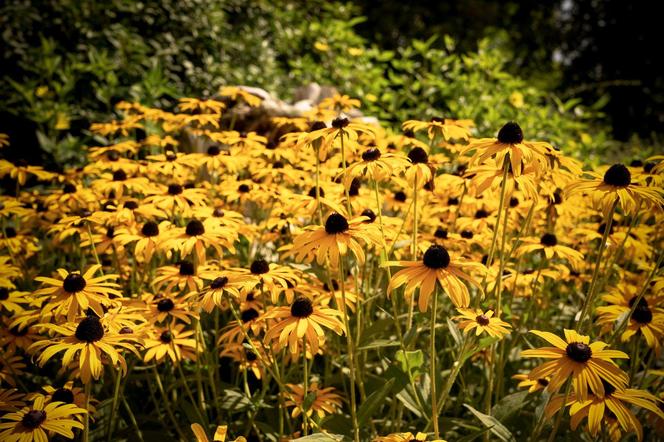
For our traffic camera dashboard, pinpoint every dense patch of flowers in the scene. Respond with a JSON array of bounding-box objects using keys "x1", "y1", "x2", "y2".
[{"x1": 0, "y1": 89, "x2": 663, "y2": 441}]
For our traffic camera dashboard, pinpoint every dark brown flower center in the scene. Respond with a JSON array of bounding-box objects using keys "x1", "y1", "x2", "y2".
[
  {"x1": 178, "y1": 261, "x2": 195, "y2": 276},
  {"x1": 540, "y1": 233, "x2": 558, "y2": 247},
  {"x1": 461, "y1": 230, "x2": 474, "y2": 239},
  {"x1": 52, "y1": 388, "x2": 74, "y2": 404},
  {"x1": 362, "y1": 148, "x2": 381, "y2": 162},
  {"x1": 475, "y1": 314, "x2": 490, "y2": 326},
  {"x1": 124, "y1": 201, "x2": 138, "y2": 210},
  {"x1": 245, "y1": 349, "x2": 258, "y2": 361},
  {"x1": 112, "y1": 170, "x2": 127, "y2": 181},
  {"x1": 210, "y1": 276, "x2": 229, "y2": 289},
  {"x1": 141, "y1": 221, "x2": 159, "y2": 237},
  {"x1": 497, "y1": 122, "x2": 523, "y2": 144},
  {"x1": 331, "y1": 117, "x2": 349, "y2": 129},
  {"x1": 185, "y1": 219, "x2": 205, "y2": 236},
  {"x1": 509, "y1": 197, "x2": 520, "y2": 207},
  {"x1": 308, "y1": 186, "x2": 325, "y2": 198},
  {"x1": 603, "y1": 164, "x2": 631, "y2": 187},
  {"x1": 565, "y1": 342, "x2": 592, "y2": 363},
  {"x1": 160, "y1": 331, "x2": 173, "y2": 343},
  {"x1": 434, "y1": 227, "x2": 448, "y2": 239},
  {"x1": 309, "y1": 121, "x2": 327, "y2": 132},
  {"x1": 75, "y1": 316, "x2": 105, "y2": 342},
  {"x1": 207, "y1": 145, "x2": 221, "y2": 156},
  {"x1": 238, "y1": 184, "x2": 250, "y2": 193},
  {"x1": 325, "y1": 213, "x2": 349, "y2": 234},
  {"x1": 407, "y1": 147, "x2": 428, "y2": 164},
  {"x1": 22, "y1": 410, "x2": 46, "y2": 429},
  {"x1": 423, "y1": 245, "x2": 450, "y2": 269},
  {"x1": 394, "y1": 191, "x2": 407, "y2": 202},
  {"x1": 431, "y1": 116, "x2": 445, "y2": 123},
  {"x1": 250, "y1": 259, "x2": 270, "y2": 275},
  {"x1": 474, "y1": 209, "x2": 489, "y2": 219},
  {"x1": 157, "y1": 298, "x2": 175, "y2": 312},
  {"x1": 537, "y1": 378, "x2": 549, "y2": 387},
  {"x1": 290, "y1": 297, "x2": 314, "y2": 318},
  {"x1": 241, "y1": 308, "x2": 260, "y2": 323},
  {"x1": 360, "y1": 208, "x2": 376, "y2": 223},
  {"x1": 631, "y1": 305, "x2": 653, "y2": 324},
  {"x1": 63, "y1": 273, "x2": 86, "y2": 293},
  {"x1": 63, "y1": 183, "x2": 77, "y2": 194},
  {"x1": 168, "y1": 184, "x2": 183, "y2": 195},
  {"x1": 119, "y1": 326, "x2": 133, "y2": 334}
]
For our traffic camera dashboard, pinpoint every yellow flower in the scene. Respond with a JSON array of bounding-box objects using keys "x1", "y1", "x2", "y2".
[
  {"x1": 387, "y1": 244, "x2": 485, "y2": 311},
  {"x1": 0, "y1": 396, "x2": 86, "y2": 442},
  {"x1": 31, "y1": 316, "x2": 141, "y2": 383},
  {"x1": 509, "y1": 91, "x2": 524, "y2": 108},
  {"x1": 264, "y1": 296, "x2": 344, "y2": 355},
  {"x1": 34, "y1": 265, "x2": 121, "y2": 322},
  {"x1": 454, "y1": 308, "x2": 512, "y2": 338},
  {"x1": 284, "y1": 382, "x2": 343, "y2": 420},
  {"x1": 314, "y1": 41, "x2": 330, "y2": 52},
  {"x1": 521, "y1": 329, "x2": 629, "y2": 401}
]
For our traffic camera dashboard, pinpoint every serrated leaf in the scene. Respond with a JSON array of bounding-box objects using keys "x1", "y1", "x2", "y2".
[
  {"x1": 463, "y1": 404, "x2": 515, "y2": 442},
  {"x1": 358, "y1": 378, "x2": 395, "y2": 426}
]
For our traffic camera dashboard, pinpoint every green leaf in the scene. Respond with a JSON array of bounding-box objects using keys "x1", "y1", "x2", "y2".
[
  {"x1": 463, "y1": 404, "x2": 515, "y2": 442},
  {"x1": 290, "y1": 434, "x2": 345, "y2": 441},
  {"x1": 395, "y1": 349, "x2": 424, "y2": 378},
  {"x1": 491, "y1": 390, "x2": 529, "y2": 422},
  {"x1": 218, "y1": 389, "x2": 251, "y2": 412},
  {"x1": 357, "y1": 378, "x2": 395, "y2": 426},
  {"x1": 357, "y1": 339, "x2": 400, "y2": 350},
  {"x1": 302, "y1": 391, "x2": 317, "y2": 412}
]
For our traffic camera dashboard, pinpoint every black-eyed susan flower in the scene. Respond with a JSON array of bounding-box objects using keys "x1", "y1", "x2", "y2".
[
  {"x1": 342, "y1": 147, "x2": 410, "y2": 187},
  {"x1": 115, "y1": 220, "x2": 172, "y2": 263},
  {"x1": 454, "y1": 308, "x2": 512, "y2": 338},
  {"x1": 512, "y1": 373, "x2": 550, "y2": 393},
  {"x1": 239, "y1": 258, "x2": 300, "y2": 304},
  {"x1": 290, "y1": 212, "x2": 382, "y2": 267},
  {"x1": 264, "y1": 296, "x2": 344, "y2": 355},
  {"x1": 0, "y1": 388, "x2": 24, "y2": 412},
  {"x1": 0, "y1": 349, "x2": 26, "y2": 387},
  {"x1": 521, "y1": 329, "x2": 629, "y2": 400},
  {"x1": 153, "y1": 260, "x2": 217, "y2": 293},
  {"x1": 0, "y1": 396, "x2": 86, "y2": 442},
  {"x1": 565, "y1": 163, "x2": 664, "y2": 214},
  {"x1": 515, "y1": 233, "x2": 584, "y2": 267},
  {"x1": 165, "y1": 218, "x2": 236, "y2": 264},
  {"x1": 143, "y1": 323, "x2": 197, "y2": 364},
  {"x1": 387, "y1": 244, "x2": 485, "y2": 311},
  {"x1": 198, "y1": 272, "x2": 256, "y2": 313},
  {"x1": 284, "y1": 382, "x2": 343, "y2": 422},
  {"x1": 544, "y1": 382, "x2": 664, "y2": 441},
  {"x1": 402, "y1": 117, "x2": 474, "y2": 142},
  {"x1": 31, "y1": 315, "x2": 140, "y2": 383},
  {"x1": 461, "y1": 121, "x2": 550, "y2": 177},
  {"x1": 34, "y1": 265, "x2": 121, "y2": 322}
]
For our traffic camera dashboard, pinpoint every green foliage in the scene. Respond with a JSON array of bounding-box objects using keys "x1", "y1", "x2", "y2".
[{"x1": 1, "y1": 0, "x2": 611, "y2": 166}]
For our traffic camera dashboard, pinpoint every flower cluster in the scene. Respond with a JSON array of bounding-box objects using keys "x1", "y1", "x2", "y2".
[{"x1": 0, "y1": 90, "x2": 663, "y2": 442}]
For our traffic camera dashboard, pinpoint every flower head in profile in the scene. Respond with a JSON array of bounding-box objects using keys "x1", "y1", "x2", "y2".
[
  {"x1": 402, "y1": 116, "x2": 474, "y2": 141},
  {"x1": 544, "y1": 382, "x2": 664, "y2": 441},
  {"x1": 387, "y1": 244, "x2": 485, "y2": 311},
  {"x1": 461, "y1": 121, "x2": 550, "y2": 177},
  {"x1": 521, "y1": 329, "x2": 629, "y2": 401},
  {"x1": 565, "y1": 163, "x2": 664, "y2": 214},
  {"x1": 454, "y1": 308, "x2": 512, "y2": 338}
]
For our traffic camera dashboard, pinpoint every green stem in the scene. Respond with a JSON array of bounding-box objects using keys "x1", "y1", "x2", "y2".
[
  {"x1": 339, "y1": 258, "x2": 360, "y2": 442},
  {"x1": 106, "y1": 369, "x2": 122, "y2": 442},
  {"x1": 83, "y1": 381, "x2": 92, "y2": 442},
  {"x1": 151, "y1": 365, "x2": 187, "y2": 441},
  {"x1": 121, "y1": 397, "x2": 145, "y2": 442},
  {"x1": 576, "y1": 199, "x2": 618, "y2": 332},
  {"x1": 430, "y1": 288, "x2": 440, "y2": 438}
]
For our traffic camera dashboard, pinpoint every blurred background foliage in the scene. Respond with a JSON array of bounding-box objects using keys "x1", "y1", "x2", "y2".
[{"x1": 0, "y1": 0, "x2": 659, "y2": 168}]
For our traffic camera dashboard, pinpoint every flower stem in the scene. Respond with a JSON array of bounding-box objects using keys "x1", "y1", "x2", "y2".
[
  {"x1": 106, "y1": 369, "x2": 122, "y2": 442},
  {"x1": 430, "y1": 287, "x2": 440, "y2": 438},
  {"x1": 577, "y1": 198, "x2": 618, "y2": 332},
  {"x1": 151, "y1": 365, "x2": 187, "y2": 441},
  {"x1": 302, "y1": 337, "x2": 309, "y2": 435},
  {"x1": 339, "y1": 258, "x2": 360, "y2": 442},
  {"x1": 83, "y1": 381, "x2": 92, "y2": 442}
]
